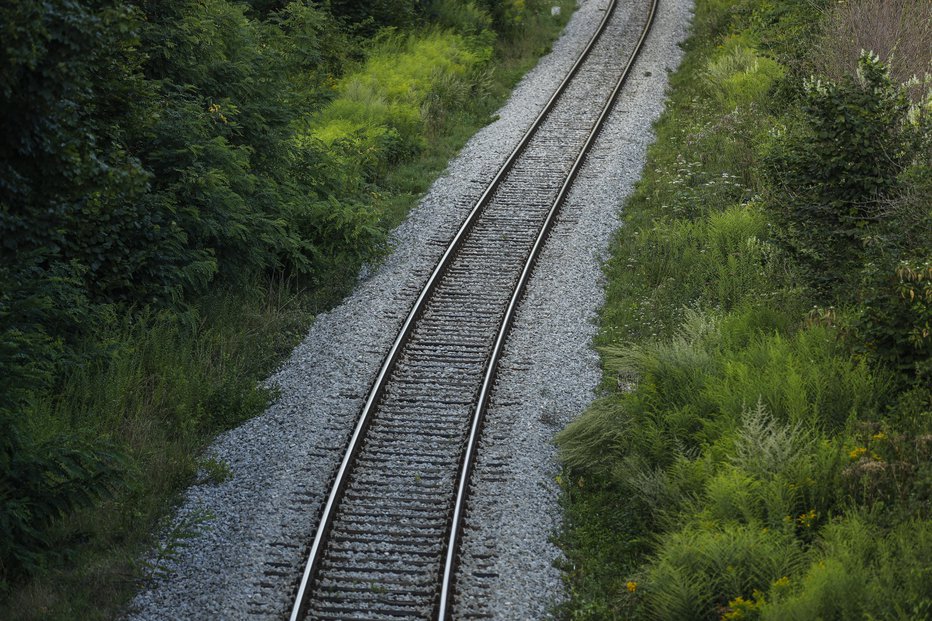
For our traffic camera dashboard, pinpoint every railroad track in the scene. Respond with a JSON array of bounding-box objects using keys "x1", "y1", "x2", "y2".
[{"x1": 290, "y1": 1, "x2": 658, "y2": 618}]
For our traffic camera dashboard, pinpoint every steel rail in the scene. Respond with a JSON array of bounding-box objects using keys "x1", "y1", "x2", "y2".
[
  {"x1": 435, "y1": 1, "x2": 659, "y2": 616},
  {"x1": 288, "y1": 0, "x2": 654, "y2": 617}
]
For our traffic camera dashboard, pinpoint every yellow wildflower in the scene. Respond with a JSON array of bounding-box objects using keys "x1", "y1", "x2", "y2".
[
  {"x1": 626, "y1": 581, "x2": 638, "y2": 593},
  {"x1": 721, "y1": 594, "x2": 764, "y2": 620},
  {"x1": 871, "y1": 431, "x2": 886, "y2": 441},
  {"x1": 797, "y1": 509, "x2": 817, "y2": 528},
  {"x1": 849, "y1": 446, "x2": 867, "y2": 460}
]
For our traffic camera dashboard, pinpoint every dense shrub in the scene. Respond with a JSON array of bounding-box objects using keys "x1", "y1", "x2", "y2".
[
  {"x1": 0, "y1": 0, "x2": 349, "y2": 582},
  {"x1": 704, "y1": 36, "x2": 784, "y2": 110},
  {"x1": 853, "y1": 139, "x2": 932, "y2": 382},
  {"x1": 646, "y1": 522, "x2": 804, "y2": 621},
  {"x1": 560, "y1": 308, "x2": 881, "y2": 501},
  {"x1": 765, "y1": 52, "x2": 919, "y2": 296},
  {"x1": 474, "y1": 0, "x2": 533, "y2": 33},
  {"x1": 0, "y1": 1, "x2": 183, "y2": 304},
  {"x1": 327, "y1": 0, "x2": 422, "y2": 32},
  {"x1": 858, "y1": 257, "x2": 932, "y2": 381},
  {"x1": 760, "y1": 516, "x2": 932, "y2": 620},
  {"x1": 303, "y1": 28, "x2": 491, "y2": 193}
]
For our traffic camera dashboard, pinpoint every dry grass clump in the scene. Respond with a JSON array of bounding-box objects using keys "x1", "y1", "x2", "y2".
[{"x1": 815, "y1": 0, "x2": 931, "y2": 98}]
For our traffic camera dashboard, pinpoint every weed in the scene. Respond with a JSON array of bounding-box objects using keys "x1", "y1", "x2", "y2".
[
  {"x1": 196, "y1": 457, "x2": 232, "y2": 486},
  {"x1": 142, "y1": 509, "x2": 214, "y2": 582},
  {"x1": 814, "y1": 0, "x2": 932, "y2": 101}
]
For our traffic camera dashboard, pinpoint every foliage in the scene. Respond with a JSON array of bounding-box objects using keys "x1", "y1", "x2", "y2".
[
  {"x1": 705, "y1": 36, "x2": 784, "y2": 110},
  {"x1": 302, "y1": 28, "x2": 492, "y2": 196},
  {"x1": 556, "y1": 1, "x2": 932, "y2": 620},
  {"x1": 645, "y1": 521, "x2": 803, "y2": 620},
  {"x1": 0, "y1": 0, "x2": 391, "y2": 306},
  {"x1": 765, "y1": 52, "x2": 920, "y2": 296},
  {"x1": 0, "y1": 0, "x2": 181, "y2": 304},
  {"x1": 474, "y1": 0, "x2": 531, "y2": 34},
  {"x1": 327, "y1": 0, "x2": 421, "y2": 33},
  {"x1": 760, "y1": 515, "x2": 932, "y2": 620},
  {"x1": 560, "y1": 310, "x2": 879, "y2": 504},
  {"x1": 853, "y1": 143, "x2": 932, "y2": 382},
  {"x1": 858, "y1": 258, "x2": 932, "y2": 381}
]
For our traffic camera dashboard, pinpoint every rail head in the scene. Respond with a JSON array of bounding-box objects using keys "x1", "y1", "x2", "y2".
[{"x1": 289, "y1": 2, "x2": 623, "y2": 620}]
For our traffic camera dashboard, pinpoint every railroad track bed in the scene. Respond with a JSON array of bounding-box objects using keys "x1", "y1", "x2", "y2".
[
  {"x1": 452, "y1": 1, "x2": 694, "y2": 613},
  {"x1": 291, "y1": 0, "x2": 660, "y2": 618},
  {"x1": 126, "y1": 1, "x2": 692, "y2": 618}
]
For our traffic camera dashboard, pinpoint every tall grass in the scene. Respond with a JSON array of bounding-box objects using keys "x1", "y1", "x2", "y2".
[{"x1": 4, "y1": 279, "x2": 313, "y2": 620}]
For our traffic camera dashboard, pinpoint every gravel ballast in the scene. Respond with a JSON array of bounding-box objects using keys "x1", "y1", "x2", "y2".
[{"x1": 127, "y1": 1, "x2": 692, "y2": 618}]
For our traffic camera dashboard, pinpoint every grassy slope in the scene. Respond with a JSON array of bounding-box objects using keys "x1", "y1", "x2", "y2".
[
  {"x1": 2, "y1": 3, "x2": 574, "y2": 619},
  {"x1": 556, "y1": 0, "x2": 931, "y2": 619}
]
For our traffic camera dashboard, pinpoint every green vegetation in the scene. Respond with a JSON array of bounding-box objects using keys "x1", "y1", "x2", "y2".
[
  {"x1": 556, "y1": 1, "x2": 931, "y2": 619},
  {"x1": 0, "y1": 0, "x2": 573, "y2": 617}
]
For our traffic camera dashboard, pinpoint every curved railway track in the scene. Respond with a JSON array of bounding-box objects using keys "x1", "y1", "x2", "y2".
[{"x1": 290, "y1": 1, "x2": 658, "y2": 618}]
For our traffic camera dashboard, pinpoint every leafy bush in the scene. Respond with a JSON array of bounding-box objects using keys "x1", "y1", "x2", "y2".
[
  {"x1": 760, "y1": 516, "x2": 932, "y2": 620},
  {"x1": 858, "y1": 258, "x2": 932, "y2": 381},
  {"x1": 852, "y1": 141, "x2": 932, "y2": 382},
  {"x1": 427, "y1": 0, "x2": 493, "y2": 36},
  {"x1": 0, "y1": 0, "x2": 353, "y2": 584},
  {"x1": 474, "y1": 0, "x2": 531, "y2": 33},
  {"x1": 327, "y1": 0, "x2": 421, "y2": 32},
  {"x1": 0, "y1": 0, "x2": 193, "y2": 304},
  {"x1": 705, "y1": 36, "x2": 784, "y2": 110},
  {"x1": 302, "y1": 28, "x2": 491, "y2": 189},
  {"x1": 765, "y1": 52, "x2": 919, "y2": 296}
]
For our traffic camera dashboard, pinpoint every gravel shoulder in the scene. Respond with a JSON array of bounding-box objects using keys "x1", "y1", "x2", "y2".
[{"x1": 126, "y1": 1, "x2": 691, "y2": 618}]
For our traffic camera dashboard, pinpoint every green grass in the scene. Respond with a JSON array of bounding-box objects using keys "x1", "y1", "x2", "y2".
[
  {"x1": 555, "y1": 0, "x2": 932, "y2": 619},
  {"x1": 374, "y1": 1, "x2": 576, "y2": 230},
  {"x1": 0, "y1": 3, "x2": 574, "y2": 619}
]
